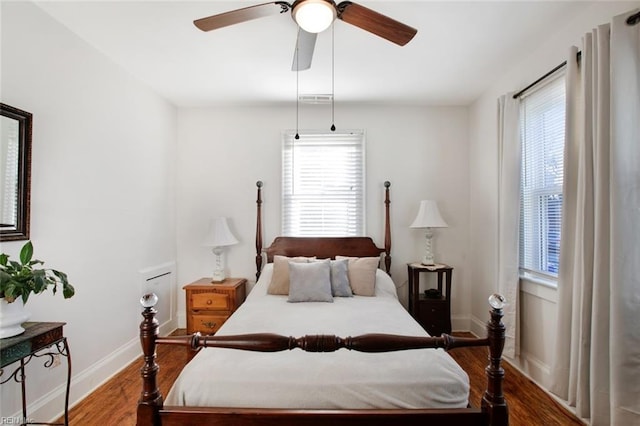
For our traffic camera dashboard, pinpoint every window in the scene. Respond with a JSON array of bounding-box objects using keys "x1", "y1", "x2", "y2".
[
  {"x1": 282, "y1": 131, "x2": 365, "y2": 236},
  {"x1": 519, "y1": 72, "x2": 565, "y2": 280}
]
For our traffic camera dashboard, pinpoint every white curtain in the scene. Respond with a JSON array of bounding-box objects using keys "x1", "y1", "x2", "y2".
[
  {"x1": 550, "y1": 10, "x2": 640, "y2": 426},
  {"x1": 497, "y1": 94, "x2": 521, "y2": 359}
]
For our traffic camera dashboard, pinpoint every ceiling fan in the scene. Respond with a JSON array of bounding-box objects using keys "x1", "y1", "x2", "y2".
[{"x1": 194, "y1": 0, "x2": 417, "y2": 71}]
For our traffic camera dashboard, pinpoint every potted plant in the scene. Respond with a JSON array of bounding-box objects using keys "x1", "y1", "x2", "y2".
[{"x1": 0, "y1": 241, "x2": 75, "y2": 338}]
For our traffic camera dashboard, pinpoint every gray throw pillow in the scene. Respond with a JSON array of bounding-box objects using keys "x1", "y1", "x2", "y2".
[
  {"x1": 267, "y1": 255, "x2": 315, "y2": 295},
  {"x1": 288, "y1": 260, "x2": 333, "y2": 303},
  {"x1": 330, "y1": 259, "x2": 353, "y2": 297}
]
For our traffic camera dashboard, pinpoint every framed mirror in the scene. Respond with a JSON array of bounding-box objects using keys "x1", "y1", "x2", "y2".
[{"x1": 0, "y1": 103, "x2": 32, "y2": 241}]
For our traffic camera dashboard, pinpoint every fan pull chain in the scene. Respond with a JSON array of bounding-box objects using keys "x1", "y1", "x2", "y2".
[
  {"x1": 330, "y1": 23, "x2": 336, "y2": 132},
  {"x1": 295, "y1": 70, "x2": 300, "y2": 140},
  {"x1": 295, "y1": 30, "x2": 300, "y2": 140}
]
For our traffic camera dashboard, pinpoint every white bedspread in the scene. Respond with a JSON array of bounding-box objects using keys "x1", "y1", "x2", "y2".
[{"x1": 166, "y1": 265, "x2": 470, "y2": 409}]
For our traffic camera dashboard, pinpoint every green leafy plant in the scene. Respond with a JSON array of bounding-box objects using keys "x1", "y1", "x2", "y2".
[{"x1": 0, "y1": 241, "x2": 75, "y2": 304}]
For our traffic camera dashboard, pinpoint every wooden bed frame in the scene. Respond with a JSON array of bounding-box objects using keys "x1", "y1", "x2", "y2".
[{"x1": 137, "y1": 181, "x2": 509, "y2": 426}]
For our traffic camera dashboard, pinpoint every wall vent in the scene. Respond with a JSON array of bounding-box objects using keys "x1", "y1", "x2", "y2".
[{"x1": 139, "y1": 262, "x2": 175, "y2": 330}]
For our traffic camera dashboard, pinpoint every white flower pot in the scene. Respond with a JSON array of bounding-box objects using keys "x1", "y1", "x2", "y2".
[{"x1": 0, "y1": 297, "x2": 31, "y2": 338}]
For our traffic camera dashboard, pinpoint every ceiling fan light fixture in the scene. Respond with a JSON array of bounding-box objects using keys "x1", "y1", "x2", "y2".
[{"x1": 292, "y1": 0, "x2": 336, "y2": 33}]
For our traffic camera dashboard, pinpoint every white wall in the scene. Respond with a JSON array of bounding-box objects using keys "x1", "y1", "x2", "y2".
[
  {"x1": 176, "y1": 104, "x2": 471, "y2": 328},
  {"x1": 1, "y1": 1, "x2": 177, "y2": 421},
  {"x1": 468, "y1": 1, "x2": 640, "y2": 389}
]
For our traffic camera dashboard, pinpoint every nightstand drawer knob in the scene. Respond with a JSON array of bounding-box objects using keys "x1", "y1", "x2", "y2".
[
  {"x1": 206, "y1": 299, "x2": 212, "y2": 305},
  {"x1": 202, "y1": 321, "x2": 217, "y2": 329}
]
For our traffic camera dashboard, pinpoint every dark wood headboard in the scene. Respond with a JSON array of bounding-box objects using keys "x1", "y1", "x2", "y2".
[
  {"x1": 255, "y1": 181, "x2": 392, "y2": 280},
  {"x1": 264, "y1": 237, "x2": 384, "y2": 262}
]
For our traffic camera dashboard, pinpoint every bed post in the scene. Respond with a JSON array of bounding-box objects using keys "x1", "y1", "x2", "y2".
[
  {"x1": 383, "y1": 181, "x2": 392, "y2": 274},
  {"x1": 482, "y1": 294, "x2": 509, "y2": 426},
  {"x1": 137, "y1": 294, "x2": 162, "y2": 426},
  {"x1": 255, "y1": 180, "x2": 263, "y2": 281}
]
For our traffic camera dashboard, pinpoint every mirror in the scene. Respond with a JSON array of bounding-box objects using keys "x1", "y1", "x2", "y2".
[{"x1": 0, "y1": 103, "x2": 31, "y2": 241}]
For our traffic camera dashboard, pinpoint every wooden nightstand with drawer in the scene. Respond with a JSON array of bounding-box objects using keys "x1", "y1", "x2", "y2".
[{"x1": 184, "y1": 277, "x2": 247, "y2": 335}]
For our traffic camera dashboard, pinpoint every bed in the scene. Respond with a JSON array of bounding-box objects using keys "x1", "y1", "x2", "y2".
[{"x1": 136, "y1": 181, "x2": 509, "y2": 426}]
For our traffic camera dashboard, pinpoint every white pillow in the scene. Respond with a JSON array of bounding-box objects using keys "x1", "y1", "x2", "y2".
[{"x1": 287, "y1": 260, "x2": 333, "y2": 303}]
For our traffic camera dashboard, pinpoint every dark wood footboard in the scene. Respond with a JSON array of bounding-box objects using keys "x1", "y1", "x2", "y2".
[{"x1": 136, "y1": 294, "x2": 509, "y2": 426}]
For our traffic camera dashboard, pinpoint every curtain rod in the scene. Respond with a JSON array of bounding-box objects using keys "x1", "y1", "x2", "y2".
[
  {"x1": 512, "y1": 51, "x2": 581, "y2": 99},
  {"x1": 514, "y1": 10, "x2": 638, "y2": 99}
]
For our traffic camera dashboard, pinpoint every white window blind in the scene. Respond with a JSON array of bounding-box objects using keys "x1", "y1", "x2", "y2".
[
  {"x1": 282, "y1": 131, "x2": 365, "y2": 237},
  {"x1": 519, "y1": 72, "x2": 565, "y2": 279}
]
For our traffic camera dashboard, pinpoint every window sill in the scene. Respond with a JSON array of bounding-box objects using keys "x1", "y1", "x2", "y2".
[{"x1": 519, "y1": 275, "x2": 558, "y2": 304}]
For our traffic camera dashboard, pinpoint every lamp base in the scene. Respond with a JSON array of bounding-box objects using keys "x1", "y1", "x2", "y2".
[
  {"x1": 211, "y1": 247, "x2": 226, "y2": 283},
  {"x1": 211, "y1": 268, "x2": 226, "y2": 283},
  {"x1": 421, "y1": 228, "x2": 435, "y2": 266}
]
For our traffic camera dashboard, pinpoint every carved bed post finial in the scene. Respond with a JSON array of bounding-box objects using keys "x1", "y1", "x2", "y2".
[
  {"x1": 482, "y1": 294, "x2": 509, "y2": 426},
  {"x1": 256, "y1": 181, "x2": 264, "y2": 281},
  {"x1": 137, "y1": 294, "x2": 163, "y2": 426},
  {"x1": 383, "y1": 181, "x2": 392, "y2": 274}
]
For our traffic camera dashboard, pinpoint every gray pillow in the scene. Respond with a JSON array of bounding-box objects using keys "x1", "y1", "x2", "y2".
[
  {"x1": 288, "y1": 260, "x2": 334, "y2": 303},
  {"x1": 267, "y1": 255, "x2": 315, "y2": 295},
  {"x1": 330, "y1": 259, "x2": 353, "y2": 297}
]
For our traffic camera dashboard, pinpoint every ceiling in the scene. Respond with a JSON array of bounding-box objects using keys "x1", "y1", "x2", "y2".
[{"x1": 35, "y1": 1, "x2": 588, "y2": 107}]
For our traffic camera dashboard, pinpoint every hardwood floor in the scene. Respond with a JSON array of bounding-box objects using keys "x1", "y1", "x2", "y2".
[
  {"x1": 55, "y1": 334, "x2": 195, "y2": 425},
  {"x1": 447, "y1": 336, "x2": 584, "y2": 426},
  {"x1": 56, "y1": 330, "x2": 584, "y2": 425}
]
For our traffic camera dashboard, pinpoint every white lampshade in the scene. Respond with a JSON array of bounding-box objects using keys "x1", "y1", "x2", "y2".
[
  {"x1": 203, "y1": 217, "x2": 238, "y2": 248},
  {"x1": 410, "y1": 200, "x2": 449, "y2": 229},
  {"x1": 292, "y1": 0, "x2": 336, "y2": 33}
]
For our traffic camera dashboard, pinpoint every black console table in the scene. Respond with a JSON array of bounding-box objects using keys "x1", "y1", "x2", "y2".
[{"x1": 0, "y1": 322, "x2": 71, "y2": 426}]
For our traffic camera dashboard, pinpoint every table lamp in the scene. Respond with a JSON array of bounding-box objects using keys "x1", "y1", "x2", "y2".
[
  {"x1": 410, "y1": 200, "x2": 448, "y2": 265},
  {"x1": 203, "y1": 217, "x2": 239, "y2": 282}
]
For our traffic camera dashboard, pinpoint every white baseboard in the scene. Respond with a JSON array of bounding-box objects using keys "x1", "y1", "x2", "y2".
[
  {"x1": 451, "y1": 314, "x2": 471, "y2": 332},
  {"x1": 177, "y1": 311, "x2": 186, "y2": 329},
  {"x1": 514, "y1": 351, "x2": 552, "y2": 389},
  {"x1": 469, "y1": 314, "x2": 487, "y2": 337},
  {"x1": 11, "y1": 317, "x2": 178, "y2": 423}
]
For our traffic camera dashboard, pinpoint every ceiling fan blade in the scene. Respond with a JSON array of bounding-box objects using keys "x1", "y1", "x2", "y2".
[
  {"x1": 291, "y1": 29, "x2": 317, "y2": 71},
  {"x1": 194, "y1": 2, "x2": 287, "y2": 32},
  {"x1": 337, "y1": 2, "x2": 417, "y2": 46}
]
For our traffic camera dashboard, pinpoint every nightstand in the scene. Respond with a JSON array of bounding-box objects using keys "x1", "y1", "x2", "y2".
[
  {"x1": 407, "y1": 263, "x2": 453, "y2": 336},
  {"x1": 183, "y1": 277, "x2": 247, "y2": 335}
]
